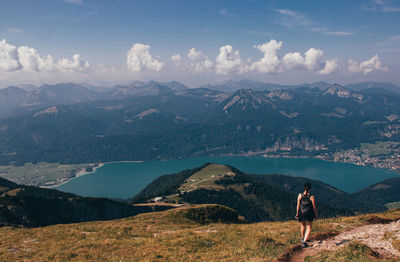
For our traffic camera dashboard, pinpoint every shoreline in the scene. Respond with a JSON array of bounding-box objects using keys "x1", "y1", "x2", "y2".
[
  {"x1": 43, "y1": 163, "x2": 104, "y2": 189},
  {"x1": 34, "y1": 154, "x2": 400, "y2": 188},
  {"x1": 104, "y1": 160, "x2": 144, "y2": 164},
  {"x1": 40, "y1": 161, "x2": 145, "y2": 188}
]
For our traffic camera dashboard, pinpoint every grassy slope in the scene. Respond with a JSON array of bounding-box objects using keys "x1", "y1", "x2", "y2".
[
  {"x1": 252, "y1": 174, "x2": 386, "y2": 213},
  {"x1": 0, "y1": 177, "x2": 174, "y2": 227},
  {"x1": 0, "y1": 205, "x2": 399, "y2": 262},
  {"x1": 178, "y1": 164, "x2": 232, "y2": 192},
  {"x1": 352, "y1": 177, "x2": 400, "y2": 205}
]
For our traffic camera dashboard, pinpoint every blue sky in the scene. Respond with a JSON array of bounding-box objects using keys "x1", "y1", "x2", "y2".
[{"x1": 0, "y1": 0, "x2": 399, "y2": 87}]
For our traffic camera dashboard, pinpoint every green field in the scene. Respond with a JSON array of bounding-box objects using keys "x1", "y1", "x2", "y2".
[
  {"x1": 360, "y1": 141, "x2": 398, "y2": 156},
  {"x1": 0, "y1": 162, "x2": 89, "y2": 186},
  {"x1": 178, "y1": 164, "x2": 233, "y2": 193},
  {"x1": 362, "y1": 121, "x2": 384, "y2": 126}
]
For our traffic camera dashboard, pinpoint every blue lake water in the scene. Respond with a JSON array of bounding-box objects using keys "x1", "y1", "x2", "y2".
[{"x1": 55, "y1": 156, "x2": 399, "y2": 199}]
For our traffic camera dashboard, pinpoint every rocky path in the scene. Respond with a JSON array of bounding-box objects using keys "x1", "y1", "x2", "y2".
[{"x1": 287, "y1": 220, "x2": 400, "y2": 262}]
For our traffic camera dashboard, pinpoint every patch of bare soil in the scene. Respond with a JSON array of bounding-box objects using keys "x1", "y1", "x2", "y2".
[{"x1": 276, "y1": 220, "x2": 400, "y2": 262}]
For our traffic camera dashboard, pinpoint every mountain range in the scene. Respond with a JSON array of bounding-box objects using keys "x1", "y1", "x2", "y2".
[
  {"x1": 0, "y1": 80, "x2": 400, "y2": 165},
  {"x1": 1, "y1": 80, "x2": 399, "y2": 120}
]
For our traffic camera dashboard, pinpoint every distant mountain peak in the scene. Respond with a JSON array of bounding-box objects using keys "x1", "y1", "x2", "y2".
[
  {"x1": 1, "y1": 85, "x2": 27, "y2": 94},
  {"x1": 323, "y1": 84, "x2": 363, "y2": 100},
  {"x1": 309, "y1": 81, "x2": 331, "y2": 87},
  {"x1": 267, "y1": 89, "x2": 293, "y2": 100},
  {"x1": 222, "y1": 88, "x2": 272, "y2": 111},
  {"x1": 112, "y1": 81, "x2": 175, "y2": 98},
  {"x1": 127, "y1": 81, "x2": 146, "y2": 87}
]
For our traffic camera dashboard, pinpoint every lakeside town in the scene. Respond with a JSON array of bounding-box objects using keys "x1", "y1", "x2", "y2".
[{"x1": 317, "y1": 142, "x2": 400, "y2": 172}]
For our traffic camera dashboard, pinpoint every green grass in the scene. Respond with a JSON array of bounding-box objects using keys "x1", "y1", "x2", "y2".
[
  {"x1": 360, "y1": 141, "x2": 394, "y2": 156},
  {"x1": 362, "y1": 121, "x2": 384, "y2": 126},
  {"x1": 0, "y1": 162, "x2": 88, "y2": 186},
  {"x1": 178, "y1": 164, "x2": 233, "y2": 193}
]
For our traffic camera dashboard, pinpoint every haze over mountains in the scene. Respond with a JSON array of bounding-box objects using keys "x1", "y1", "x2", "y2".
[
  {"x1": 1, "y1": 80, "x2": 399, "y2": 119},
  {"x1": 1, "y1": 80, "x2": 400, "y2": 165}
]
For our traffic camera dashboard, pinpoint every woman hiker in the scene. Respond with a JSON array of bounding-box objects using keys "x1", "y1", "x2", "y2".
[{"x1": 295, "y1": 182, "x2": 318, "y2": 248}]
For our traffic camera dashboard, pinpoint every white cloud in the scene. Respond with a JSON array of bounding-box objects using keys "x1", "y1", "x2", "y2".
[
  {"x1": 281, "y1": 46, "x2": 337, "y2": 74},
  {"x1": 57, "y1": 54, "x2": 90, "y2": 72},
  {"x1": 6, "y1": 27, "x2": 24, "y2": 33},
  {"x1": 247, "y1": 39, "x2": 282, "y2": 73},
  {"x1": 382, "y1": 6, "x2": 400, "y2": 12},
  {"x1": 0, "y1": 39, "x2": 90, "y2": 73},
  {"x1": 348, "y1": 60, "x2": 360, "y2": 73},
  {"x1": 170, "y1": 54, "x2": 182, "y2": 68},
  {"x1": 187, "y1": 48, "x2": 203, "y2": 61},
  {"x1": 1, "y1": 38, "x2": 388, "y2": 83},
  {"x1": 93, "y1": 63, "x2": 115, "y2": 74},
  {"x1": 363, "y1": 1, "x2": 400, "y2": 12},
  {"x1": 282, "y1": 52, "x2": 304, "y2": 69},
  {"x1": 275, "y1": 9, "x2": 312, "y2": 28},
  {"x1": 0, "y1": 39, "x2": 21, "y2": 71},
  {"x1": 186, "y1": 48, "x2": 213, "y2": 73},
  {"x1": 219, "y1": 8, "x2": 234, "y2": 17},
  {"x1": 324, "y1": 31, "x2": 353, "y2": 36},
  {"x1": 192, "y1": 59, "x2": 213, "y2": 73},
  {"x1": 17, "y1": 46, "x2": 55, "y2": 72},
  {"x1": 215, "y1": 45, "x2": 242, "y2": 75},
  {"x1": 170, "y1": 54, "x2": 181, "y2": 62},
  {"x1": 319, "y1": 58, "x2": 338, "y2": 75},
  {"x1": 348, "y1": 54, "x2": 388, "y2": 74},
  {"x1": 126, "y1": 43, "x2": 164, "y2": 72},
  {"x1": 304, "y1": 48, "x2": 324, "y2": 71},
  {"x1": 64, "y1": 0, "x2": 83, "y2": 5},
  {"x1": 276, "y1": 9, "x2": 354, "y2": 38}
]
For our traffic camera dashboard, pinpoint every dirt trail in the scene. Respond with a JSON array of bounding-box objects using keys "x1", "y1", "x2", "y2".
[{"x1": 281, "y1": 220, "x2": 400, "y2": 262}]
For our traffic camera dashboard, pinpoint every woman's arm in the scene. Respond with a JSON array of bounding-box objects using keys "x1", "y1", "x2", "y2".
[
  {"x1": 295, "y1": 193, "x2": 301, "y2": 218},
  {"x1": 310, "y1": 195, "x2": 318, "y2": 219}
]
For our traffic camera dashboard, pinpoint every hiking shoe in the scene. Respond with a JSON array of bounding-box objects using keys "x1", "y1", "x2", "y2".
[{"x1": 301, "y1": 242, "x2": 309, "y2": 248}]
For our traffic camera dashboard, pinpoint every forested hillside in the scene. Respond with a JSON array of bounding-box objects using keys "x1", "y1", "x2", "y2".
[{"x1": 1, "y1": 81, "x2": 400, "y2": 165}]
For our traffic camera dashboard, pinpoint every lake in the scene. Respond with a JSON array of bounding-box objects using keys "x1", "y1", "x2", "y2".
[{"x1": 55, "y1": 156, "x2": 399, "y2": 199}]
